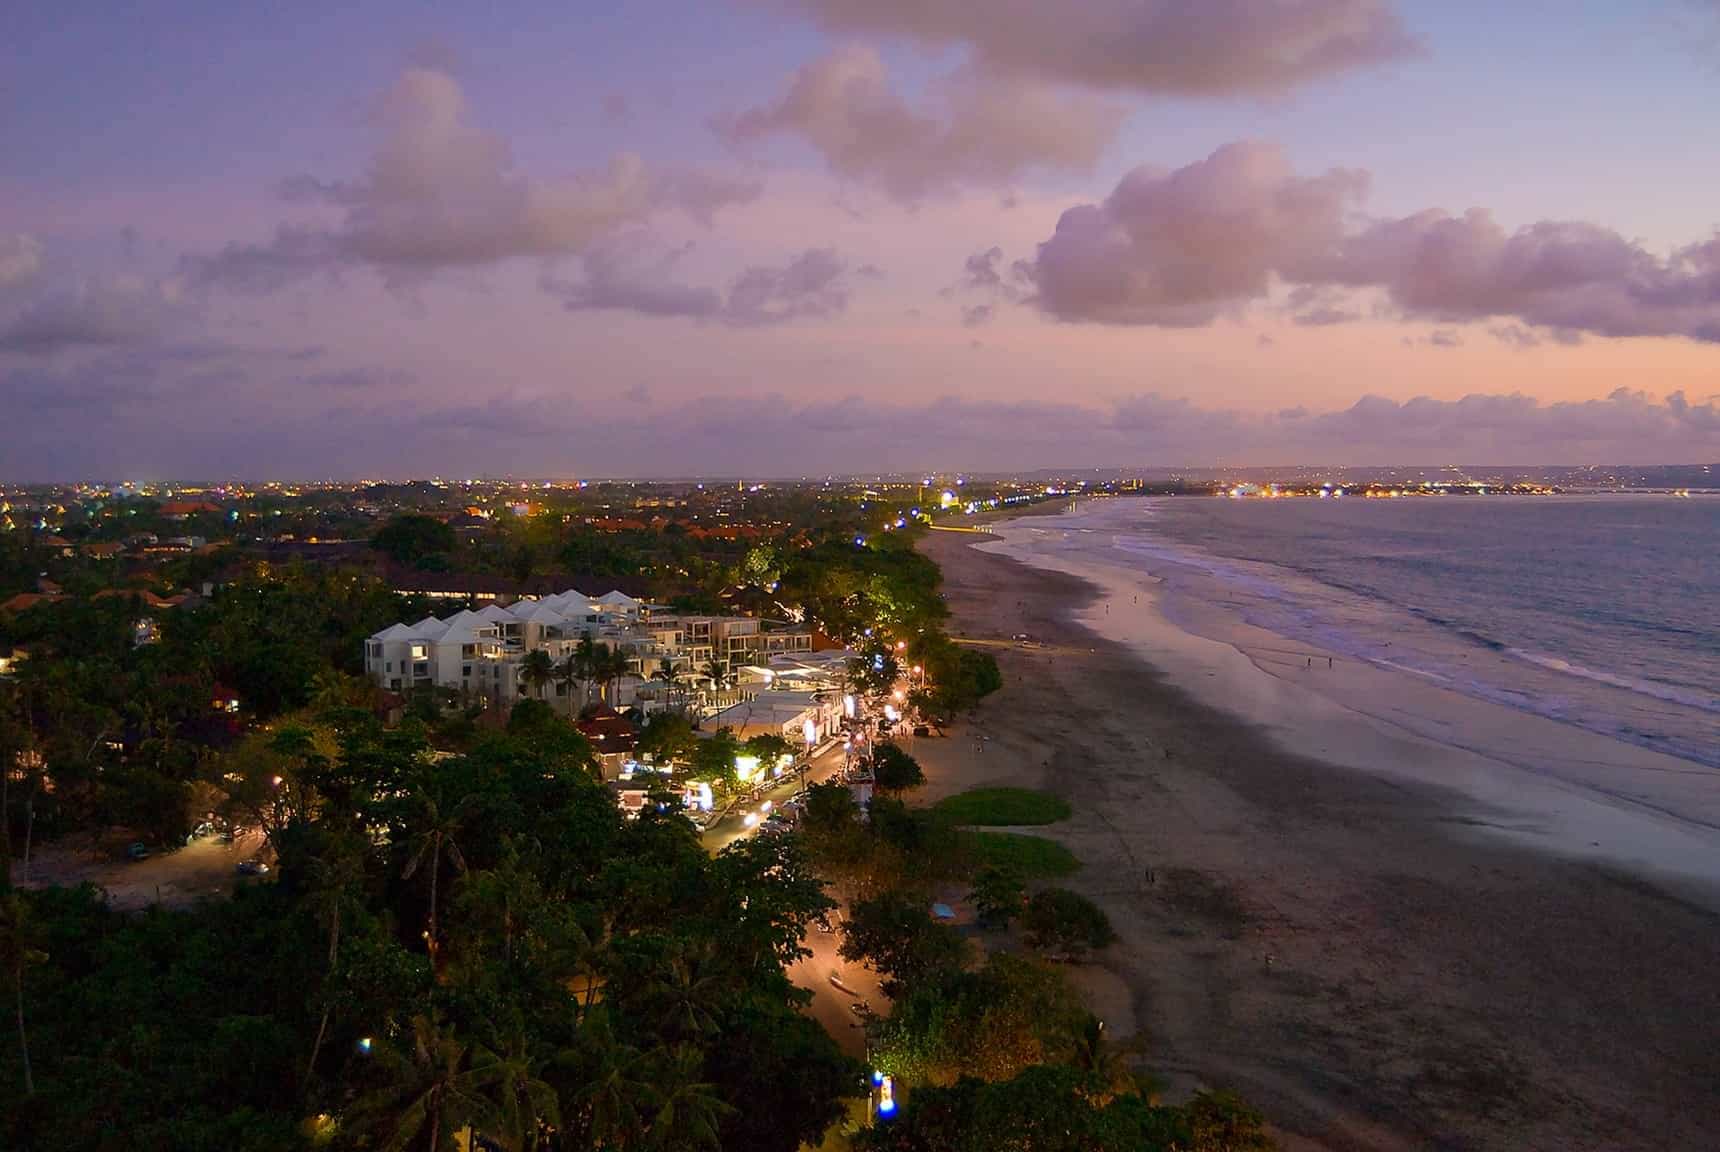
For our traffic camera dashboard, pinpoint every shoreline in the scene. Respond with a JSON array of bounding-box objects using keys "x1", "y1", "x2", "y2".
[
  {"x1": 910, "y1": 521, "x2": 1720, "y2": 1151},
  {"x1": 974, "y1": 504, "x2": 1720, "y2": 899}
]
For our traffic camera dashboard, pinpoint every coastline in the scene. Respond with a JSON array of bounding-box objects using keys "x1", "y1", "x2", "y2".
[
  {"x1": 975, "y1": 502, "x2": 1720, "y2": 895},
  {"x1": 910, "y1": 518, "x2": 1720, "y2": 1152}
]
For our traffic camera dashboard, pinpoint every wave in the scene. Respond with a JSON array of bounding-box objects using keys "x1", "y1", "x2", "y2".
[
  {"x1": 1053, "y1": 502, "x2": 1720, "y2": 770},
  {"x1": 1506, "y1": 649, "x2": 1720, "y2": 714}
]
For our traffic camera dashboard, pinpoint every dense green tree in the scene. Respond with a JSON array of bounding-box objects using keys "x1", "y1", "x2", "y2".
[
  {"x1": 371, "y1": 514, "x2": 457, "y2": 569},
  {"x1": 870, "y1": 743, "x2": 925, "y2": 794},
  {"x1": 1023, "y1": 888, "x2": 1117, "y2": 959},
  {"x1": 839, "y1": 892, "x2": 967, "y2": 998},
  {"x1": 851, "y1": 1064, "x2": 1265, "y2": 1152},
  {"x1": 968, "y1": 866, "x2": 1027, "y2": 930}
]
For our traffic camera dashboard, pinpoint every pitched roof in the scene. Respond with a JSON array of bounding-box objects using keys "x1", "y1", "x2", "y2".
[
  {"x1": 0, "y1": 592, "x2": 61, "y2": 615},
  {"x1": 409, "y1": 615, "x2": 450, "y2": 640}
]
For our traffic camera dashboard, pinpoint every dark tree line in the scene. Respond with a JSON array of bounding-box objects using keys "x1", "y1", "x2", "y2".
[{"x1": 1, "y1": 701, "x2": 859, "y2": 1150}]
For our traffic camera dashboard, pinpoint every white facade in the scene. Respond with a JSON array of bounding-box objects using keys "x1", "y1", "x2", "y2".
[{"x1": 364, "y1": 587, "x2": 813, "y2": 710}]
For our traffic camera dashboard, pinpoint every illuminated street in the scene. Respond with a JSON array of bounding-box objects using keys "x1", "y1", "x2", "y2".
[{"x1": 699, "y1": 738, "x2": 850, "y2": 853}]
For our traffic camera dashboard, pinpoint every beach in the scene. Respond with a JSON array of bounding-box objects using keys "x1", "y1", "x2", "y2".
[{"x1": 911, "y1": 516, "x2": 1720, "y2": 1151}]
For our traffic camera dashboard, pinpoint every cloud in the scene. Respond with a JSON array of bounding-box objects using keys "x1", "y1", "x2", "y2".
[
  {"x1": 1014, "y1": 140, "x2": 1720, "y2": 342},
  {"x1": 754, "y1": 0, "x2": 1412, "y2": 96},
  {"x1": 543, "y1": 245, "x2": 855, "y2": 325},
  {"x1": 0, "y1": 274, "x2": 184, "y2": 356},
  {"x1": 722, "y1": 44, "x2": 1124, "y2": 199},
  {"x1": 193, "y1": 67, "x2": 757, "y2": 290},
  {"x1": 0, "y1": 235, "x2": 44, "y2": 285},
  {"x1": 1025, "y1": 141, "x2": 1368, "y2": 325},
  {"x1": 8, "y1": 363, "x2": 1714, "y2": 480},
  {"x1": 1428, "y1": 328, "x2": 1462, "y2": 347},
  {"x1": 961, "y1": 303, "x2": 995, "y2": 326},
  {"x1": 957, "y1": 245, "x2": 1033, "y2": 301}
]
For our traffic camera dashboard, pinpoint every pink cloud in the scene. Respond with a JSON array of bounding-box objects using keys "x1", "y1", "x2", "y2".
[
  {"x1": 723, "y1": 45, "x2": 1124, "y2": 200},
  {"x1": 1014, "y1": 141, "x2": 1720, "y2": 342},
  {"x1": 755, "y1": 0, "x2": 1412, "y2": 96},
  {"x1": 192, "y1": 67, "x2": 758, "y2": 290}
]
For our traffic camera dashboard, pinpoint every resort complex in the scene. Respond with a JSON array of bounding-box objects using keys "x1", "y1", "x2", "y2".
[{"x1": 363, "y1": 585, "x2": 826, "y2": 714}]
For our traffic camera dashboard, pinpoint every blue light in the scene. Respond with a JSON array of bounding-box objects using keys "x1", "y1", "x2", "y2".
[
  {"x1": 357, "y1": 1037, "x2": 373, "y2": 1055},
  {"x1": 872, "y1": 1070, "x2": 884, "y2": 1085},
  {"x1": 877, "y1": 1074, "x2": 896, "y2": 1115}
]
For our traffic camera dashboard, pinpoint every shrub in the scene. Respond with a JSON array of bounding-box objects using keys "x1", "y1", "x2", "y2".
[{"x1": 1024, "y1": 887, "x2": 1116, "y2": 958}]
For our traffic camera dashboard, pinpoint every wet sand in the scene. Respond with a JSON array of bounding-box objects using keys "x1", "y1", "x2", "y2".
[{"x1": 913, "y1": 525, "x2": 1720, "y2": 1152}]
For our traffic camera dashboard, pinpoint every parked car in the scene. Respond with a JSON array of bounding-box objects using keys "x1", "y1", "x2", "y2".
[
  {"x1": 236, "y1": 859, "x2": 270, "y2": 876},
  {"x1": 913, "y1": 725, "x2": 931, "y2": 737},
  {"x1": 126, "y1": 842, "x2": 150, "y2": 861}
]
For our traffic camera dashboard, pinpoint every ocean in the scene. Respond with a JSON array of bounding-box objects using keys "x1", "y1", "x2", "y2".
[{"x1": 1014, "y1": 494, "x2": 1720, "y2": 772}]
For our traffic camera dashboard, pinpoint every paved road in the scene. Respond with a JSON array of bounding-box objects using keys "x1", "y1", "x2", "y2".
[
  {"x1": 699, "y1": 739, "x2": 850, "y2": 853},
  {"x1": 786, "y1": 914, "x2": 888, "y2": 1060}
]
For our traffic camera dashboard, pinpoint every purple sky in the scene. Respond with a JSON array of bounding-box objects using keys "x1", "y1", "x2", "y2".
[{"x1": 3, "y1": 1, "x2": 1719, "y2": 479}]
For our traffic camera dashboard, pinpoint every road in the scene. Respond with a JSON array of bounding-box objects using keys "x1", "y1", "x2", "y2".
[
  {"x1": 696, "y1": 739, "x2": 892, "y2": 1063},
  {"x1": 785, "y1": 912, "x2": 889, "y2": 1060},
  {"x1": 699, "y1": 738, "x2": 851, "y2": 853}
]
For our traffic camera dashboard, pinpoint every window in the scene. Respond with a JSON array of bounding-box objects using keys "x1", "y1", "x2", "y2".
[
  {"x1": 386, "y1": 661, "x2": 393, "y2": 672},
  {"x1": 369, "y1": 642, "x2": 382, "y2": 658},
  {"x1": 462, "y1": 644, "x2": 476, "y2": 658},
  {"x1": 463, "y1": 664, "x2": 472, "y2": 677},
  {"x1": 410, "y1": 643, "x2": 428, "y2": 660}
]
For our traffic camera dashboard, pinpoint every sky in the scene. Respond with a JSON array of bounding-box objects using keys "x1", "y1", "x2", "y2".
[{"x1": 3, "y1": 0, "x2": 1719, "y2": 479}]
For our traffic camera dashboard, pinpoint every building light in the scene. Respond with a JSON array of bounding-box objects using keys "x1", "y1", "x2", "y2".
[{"x1": 877, "y1": 1074, "x2": 896, "y2": 1116}]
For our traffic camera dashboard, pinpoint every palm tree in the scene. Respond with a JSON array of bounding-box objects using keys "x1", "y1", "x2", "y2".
[
  {"x1": 644, "y1": 1044, "x2": 734, "y2": 1150},
  {"x1": 595, "y1": 644, "x2": 630, "y2": 707},
  {"x1": 402, "y1": 784, "x2": 476, "y2": 958},
  {"x1": 303, "y1": 830, "x2": 369, "y2": 1088},
  {"x1": 484, "y1": 1038, "x2": 561, "y2": 1152},
  {"x1": 1067, "y1": 1014, "x2": 1142, "y2": 1099},
  {"x1": 573, "y1": 635, "x2": 599, "y2": 711},
  {"x1": 342, "y1": 1015, "x2": 507, "y2": 1152},
  {"x1": 521, "y1": 649, "x2": 555, "y2": 702},
  {"x1": 453, "y1": 842, "x2": 540, "y2": 968},
  {"x1": 700, "y1": 660, "x2": 729, "y2": 708},
  {"x1": 652, "y1": 659, "x2": 685, "y2": 714},
  {"x1": 1, "y1": 704, "x2": 39, "y2": 1098},
  {"x1": 0, "y1": 800, "x2": 34, "y2": 1101},
  {"x1": 554, "y1": 654, "x2": 581, "y2": 718},
  {"x1": 647, "y1": 942, "x2": 727, "y2": 1041},
  {"x1": 560, "y1": 1008, "x2": 654, "y2": 1149}
]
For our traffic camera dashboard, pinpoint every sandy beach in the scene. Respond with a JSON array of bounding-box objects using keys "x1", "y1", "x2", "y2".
[{"x1": 911, "y1": 519, "x2": 1720, "y2": 1152}]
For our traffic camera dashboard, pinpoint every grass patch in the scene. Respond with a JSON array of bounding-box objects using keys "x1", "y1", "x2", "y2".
[
  {"x1": 961, "y1": 830, "x2": 1080, "y2": 878},
  {"x1": 933, "y1": 787, "x2": 1072, "y2": 827}
]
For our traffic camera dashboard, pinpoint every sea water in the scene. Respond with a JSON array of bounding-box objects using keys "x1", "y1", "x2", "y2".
[{"x1": 1039, "y1": 495, "x2": 1719, "y2": 771}]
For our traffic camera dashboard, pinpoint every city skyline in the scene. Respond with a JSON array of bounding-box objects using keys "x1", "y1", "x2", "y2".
[{"x1": 6, "y1": 1, "x2": 1720, "y2": 477}]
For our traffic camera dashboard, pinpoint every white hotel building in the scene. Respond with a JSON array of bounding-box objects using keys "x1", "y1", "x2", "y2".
[{"x1": 364, "y1": 588, "x2": 815, "y2": 709}]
